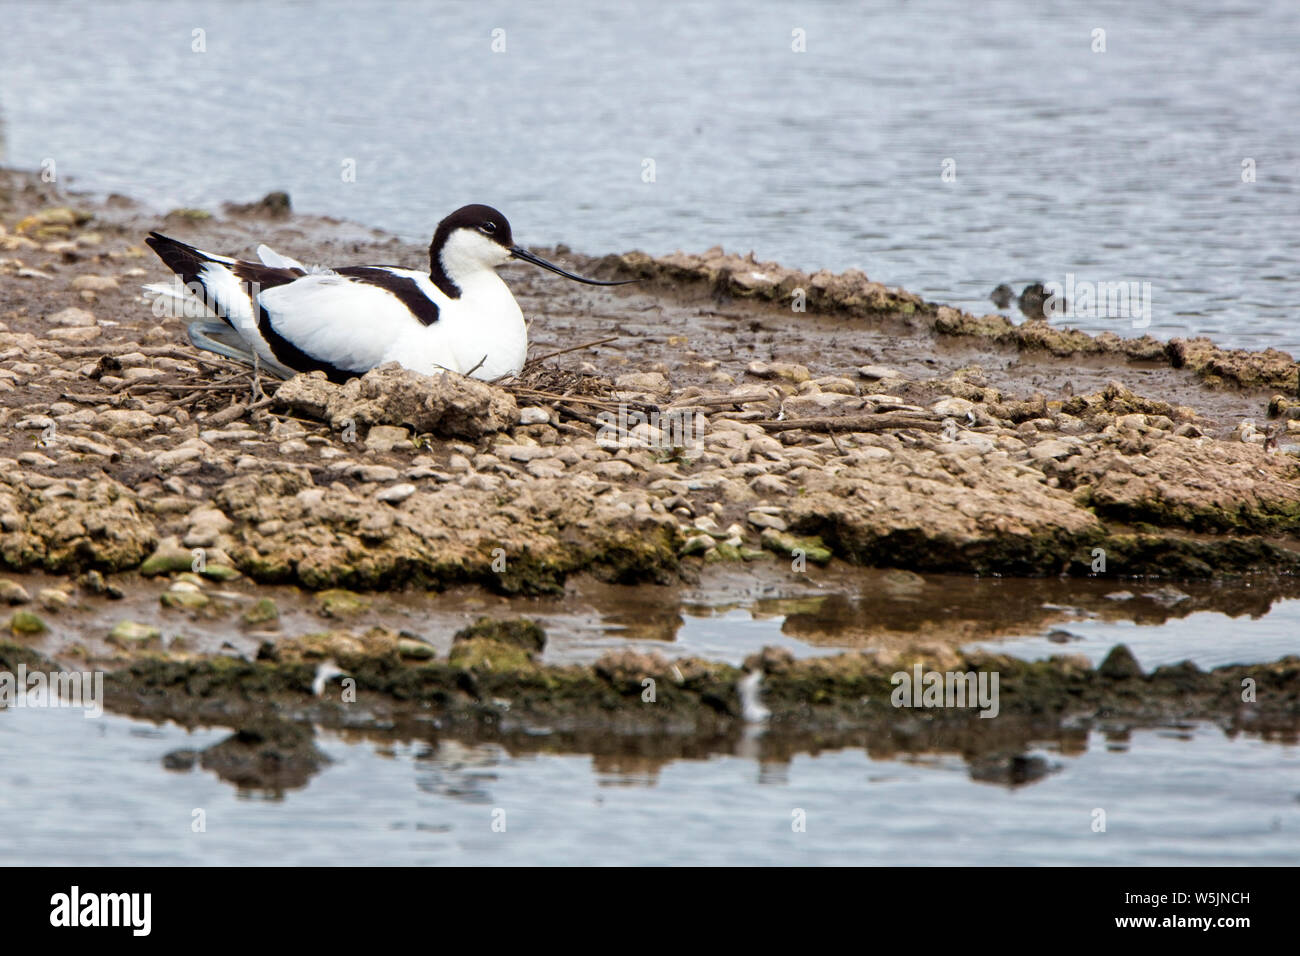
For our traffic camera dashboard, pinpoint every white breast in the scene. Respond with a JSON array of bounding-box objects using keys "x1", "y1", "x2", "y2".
[{"x1": 383, "y1": 270, "x2": 527, "y2": 380}]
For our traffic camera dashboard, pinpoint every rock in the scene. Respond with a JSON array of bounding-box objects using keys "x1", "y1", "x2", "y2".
[
  {"x1": 615, "y1": 371, "x2": 671, "y2": 395},
  {"x1": 710, "y1": 541, "x2": 743, "y2": 562},
  {"x1": 782, "y1": 392, "x2": 866, "y2": 417},
  {"x1": 747, "y1": 510, "x2": 788, "y2": 532},
  {"x1": 397, "y1": 637, "x2": 435, "y2": 660},
  {"x1": 747, "y1": 361, "x2": 810, "y2": 383},
  {"x1": 96, "y1": 409, "x2": 159, "y2": 436},
  {"x1": 161, "y1": 589, "x2": 211, "y2": 610},
  {"x1": 750, "y1": 474, "x2": 790, "y2": 496},
  {"x1": 591, "y1": 460, "x2": 635, "y2": 480},
  {"x1": 108, "y1": 620, "x2": 161, "y2": 647},
  {"x1": 47, "y1": 306, "x2": 97, "y2": 326},
  {"x1": 376, "y1": 483, "x2": 417, "y2": 503},
  {"x1": 1098, "y1": 644, "x2": 1143, "y2": 680},
  {"x1": 760, "y1": 529, "x2": 832, "y2": 564},
  {"x1": 498, "y1": 445, "x2": 555, "y2": 462},
  {"x1": 364, "y1": 424, "x2": 410, "y2": 452},
  {"x1": 37, "y1": 588, "x2": 70, "y2": 612},
  {"x1": 71, "y1": 275, "x2": 119, "y2": 292},
  {"x1": 16, "y1": 207, "x2": 91, "y2": 234},
  {"x1": 141, "y1": 541, "x2": 199, "y2": 576},
  {"x1": 198, "y1": 563, "x2": 241, "y2": 582},
  {"x1": 857, "y1": 365, "x2": 901, "y2": 381},
  {"x1": 154, "y1": 446, "x2": 204, "y2": 469},
  {"x1": 242, "y1": 598, "x2": 280, "y2": 626},
  {"x1": 59, "y1": 435, "x2": 119, "y2": 459},
  {"x1": 9, "y1": 610, "x2": 47, "y2": 635},
  {"x1": 185, "y1": 507, "x2": 233, "y2": 541},
  {"x1": 453, "y1": 617, "x2": 547, "y2": 654},
  {"x1": 681, "y1": 534, "x2": 717, "y2": 555},
  {"x1": 224, "y1": 191, "x2": 292, "y2": 218},
  {"x1": 931, "y1": 397, "x2": 976, "y2": 418},
  {"x1": 275, "y1": 365, "x2": 517, "y2": 440},
  {"x1": 0, "y1": 579, "x2": 32, "y2": 604},
  {"x1": 78, "y1": 570, "x2": 124, "y2": 599},
  {"x1": 355, "y1": 465, "x2": 400, "y2": 483},
  {"x1": 316, "y1": 589, "x2": 371, "y2": 618},
  {"x1": 1028, "y1": 439, "x2": 1074, "y2": 460},
  {"x1": 518, "y1": 406, "x2": 551, "y2": 425}
]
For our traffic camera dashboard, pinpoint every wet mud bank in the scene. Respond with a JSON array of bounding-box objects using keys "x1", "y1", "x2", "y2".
[{"x1": 3, "y1": 171, "x2": 1300, "y2": 595}]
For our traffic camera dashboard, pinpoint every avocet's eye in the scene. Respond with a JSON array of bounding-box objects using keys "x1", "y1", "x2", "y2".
[{"x1": 480, "y1": 221, "x2": 497, "y2": 235}]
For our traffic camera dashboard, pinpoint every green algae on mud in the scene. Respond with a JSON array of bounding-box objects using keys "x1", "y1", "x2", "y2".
[{"x1": 6, "y1": 624, "x2": 1295, "y2": 741}]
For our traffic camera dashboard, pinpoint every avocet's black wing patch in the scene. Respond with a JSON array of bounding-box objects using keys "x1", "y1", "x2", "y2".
[{"x1": 335, "y1": 266, "x2": 441, "y2": 326}]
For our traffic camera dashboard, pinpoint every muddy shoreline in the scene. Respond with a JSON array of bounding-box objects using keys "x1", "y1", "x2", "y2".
[
  {"x1": 3, "y1": 169, "x2": 1300, "y2": 594},
  {"x1": 3, "y1": 168, "x2": 1300, "y2": 770}
]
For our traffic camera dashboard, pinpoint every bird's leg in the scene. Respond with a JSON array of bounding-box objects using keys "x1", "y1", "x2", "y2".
[{"x1": 251, "y1": 351, "x2": 265, "y2": 404}]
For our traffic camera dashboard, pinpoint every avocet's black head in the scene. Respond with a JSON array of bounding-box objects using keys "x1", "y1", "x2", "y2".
[{"x1": 429, "y1": 203, "x2": 636, "y2": 296}]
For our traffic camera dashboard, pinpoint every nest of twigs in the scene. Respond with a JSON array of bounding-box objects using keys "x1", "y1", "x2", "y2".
[{"x1": 495, "y1": 337, "x2": 663, "y2": 431}]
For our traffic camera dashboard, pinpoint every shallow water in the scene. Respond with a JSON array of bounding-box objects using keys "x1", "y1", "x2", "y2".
[
  {"x1": 2, "y1": 574, "x2": 1299, "y2": 865},
  {"x1": 2, "y1": 703, "x2": 1297, "y2": 865},
  {"x1": 2, "y1": 0, "x2": 1298, "y2": 353}
]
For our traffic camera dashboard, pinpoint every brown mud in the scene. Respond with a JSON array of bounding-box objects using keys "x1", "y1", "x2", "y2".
[{"x1": 2, "y1": 168, "x2": 1299, "y2": 767}]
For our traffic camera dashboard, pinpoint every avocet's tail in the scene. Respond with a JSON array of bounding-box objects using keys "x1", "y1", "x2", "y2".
[{"x1": 144, "y1": 231, "x2": 251, "y2": 328}]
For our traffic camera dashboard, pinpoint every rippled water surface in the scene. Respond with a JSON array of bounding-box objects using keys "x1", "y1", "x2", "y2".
[
  {"x1": 3, "y1": 703, "x2": 1298, "y2": 866},
  {"x1": 2, "y1": 0, "x2": 1298, "y2": 351},
  {"x1": 3, "y1": 581, "x2": 1299, "y2": 866}
]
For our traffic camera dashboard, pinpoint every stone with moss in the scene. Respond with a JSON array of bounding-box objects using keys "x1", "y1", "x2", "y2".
[
  {"x1": 140, "y1": 543, "x2": 198, "y2": 577},
  {"x1": 316, "y1": 589, "x2": 371, "y2": 618},
  {"x1": 0, "y1": 580, "x2": 32, "y2": 605},
  {"x1": 448, "y1": 637, "x2": 538, "y2": 673},
  {"x1": 397, "y1": 637, "x2": 435, "y2": 660},
  {"x1": 161, "y1": 590, "x2": 211, "y2": 610},
  {"x1": 9, "y1": 610, "x2": 48, "y2": 636},
  {"x1": 759, "y1": 529, "x2": 832, "y2": 565},
  {"x1": 108, "y1": 620, "x2": 161, "y2": 648},
  {"x1": 243, "y1": 598, "x2": 279, "y2": 626},
  {"x1": 37, "y1": 588, "x2": 71, "y2": 612},
  {"x1": 452, "y1": 617, "x2": 546, "y2": 655}
]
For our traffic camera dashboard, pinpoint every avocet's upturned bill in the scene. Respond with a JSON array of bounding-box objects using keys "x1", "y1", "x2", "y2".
[{"x1": 143, "y1": 204, "x2": 634, "y2": 384}]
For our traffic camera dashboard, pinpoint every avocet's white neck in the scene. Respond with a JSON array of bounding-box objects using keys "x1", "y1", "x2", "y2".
[{"x1": 437, "y1": 228, "x2": 512, "y2": 291}]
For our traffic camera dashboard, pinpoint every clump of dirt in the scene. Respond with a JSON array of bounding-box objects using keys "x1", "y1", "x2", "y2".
[{"x1": 274, "y1": 364, "x2": 518, "y2": 439}]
